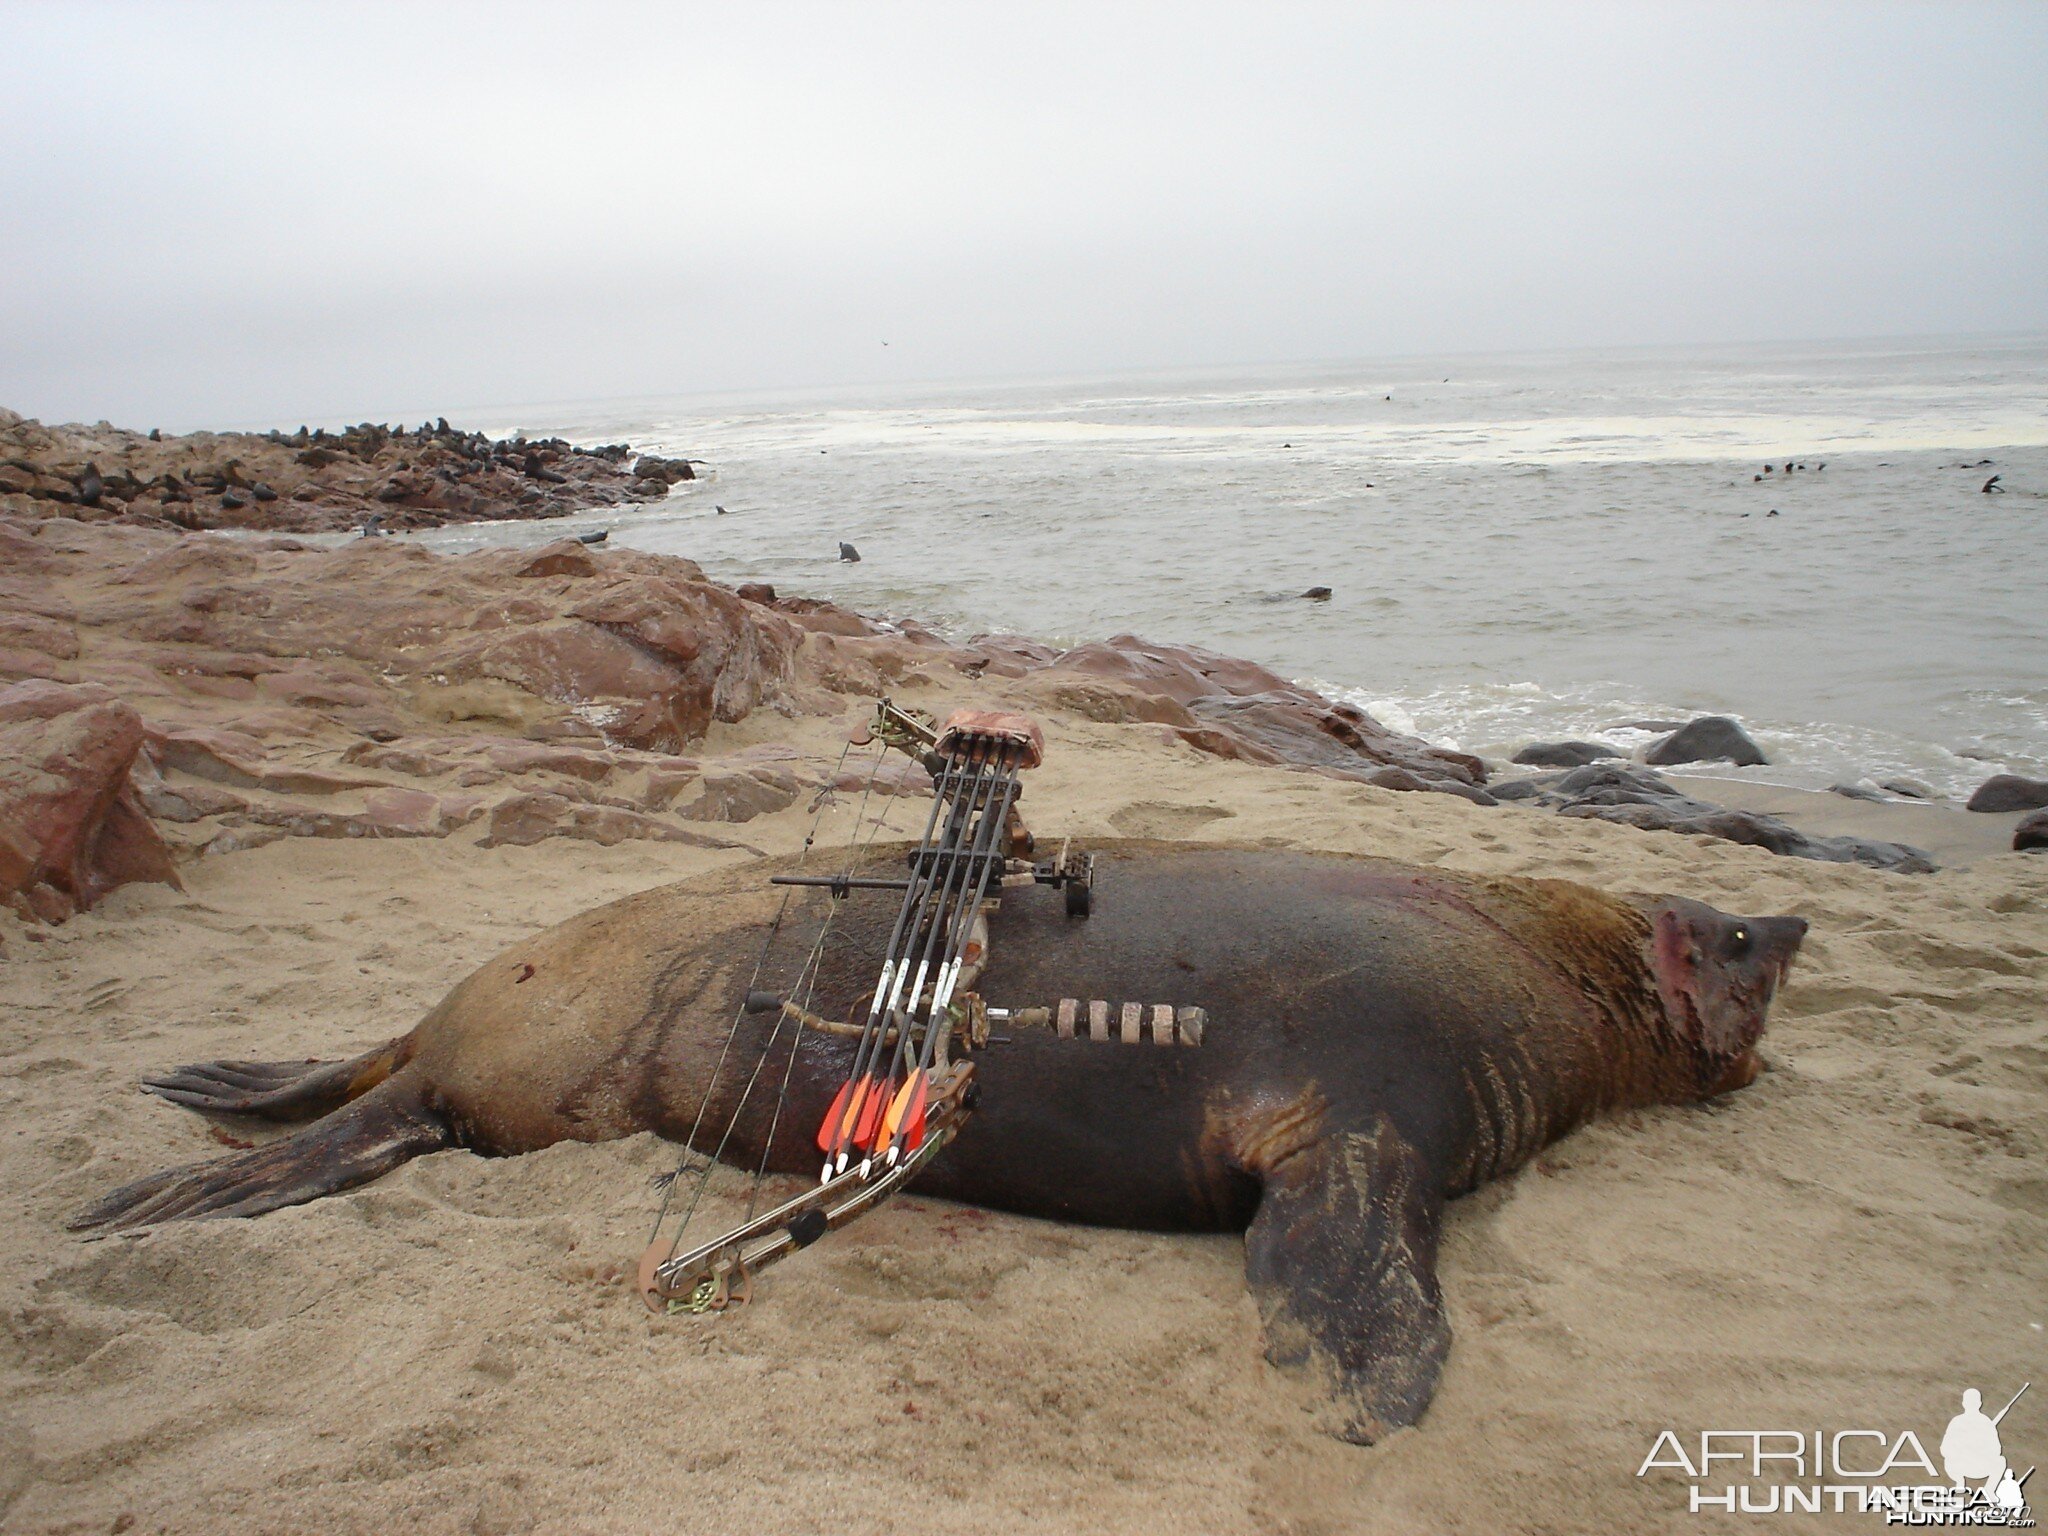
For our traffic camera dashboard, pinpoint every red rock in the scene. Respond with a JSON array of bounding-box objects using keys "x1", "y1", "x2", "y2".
[
  {"x1": 0, "y1": 521, "x2": 56, "y2": 574},
  {"x1": 443, "y1": 623, "x2": 677, "y2": 717},
  {"x1": 0, "y1": 679, "x2": 180, "y2": 920},
  {"x1": 212, "y1": 789, "x2": 484, "y2": 843},
  {"x1": 129, "y1": 753, "x2": 247, "y2": 823},
  {"x1": 146, "y1": 725, "x2": 383, "y2": 795},
  {"x1": 488, "y1": 540, "x2": 601, "y2": 580},
  {"x1": 1024, "y1": 675, "x2": 1197, "y2": 728},
  {"x1": 112, "y1": 536, "x2": 264, "y2": 589},
  {"x1": 770, "y1": 596, "x2": 886, "y2": 637},
  {"x1": 341, "y1": 740, "x2": 459, "y2": 777},
  {"x1": 355, "y1": 788, "x2": 486, "y2": 837},
  {"x1": 1168, "y1": 725, "x2": 1287, "y2": 767},
  {"x1": 959, "y1": 634, "x2": 1062, "y2": 679},
  {"x1": 464, "y1": 596, "x2": 557, "y2": 632},
  {"x1": 1184, "y1": 693, "x2": 1486, "y2": 788},
  {"x1": 834, "y1": 758, "x2": 934, "y2": 798},
  {"x1": 676, "y1": 767, "x2": 801, "y2": 823},
  {"x1": 478, "y1": 790, "x2": 750, "y2": 850},
  {"x1": 570, "y1": 574, "x2": 800, "y2": 746},
  {"x1": 482, "y1": 741, "x2": 618, "y2": 782},
  {"x1": 1047, "y1": 635, "x2": 1300, "y2": 706},
  {"x1": 0, "y1": 647, "x2": 75, "y2": 684},
  {"x1": 252, "y1": 663, "x2": 391, "y2": 712},
  {"x1": 0, "y1": 610, "x2": 80, "y2": 661},
  {"x1": 639, "y1": 761, "x2": 703, "y2": 810}
]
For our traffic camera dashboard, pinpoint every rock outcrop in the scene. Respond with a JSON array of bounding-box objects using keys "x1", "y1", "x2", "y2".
[
  {"x1": 0, "y1": 408, "x2": 698, "y2": 534},
  {"x1": 0, "y1": 680, "x2": 180, "y2": 921},
  {"x1": 1033, "y1": 636, "x2": 1487, "y2": 794},
  {"x1": 1501, "y1": 762, "x2": 1934, "y2": 873}
]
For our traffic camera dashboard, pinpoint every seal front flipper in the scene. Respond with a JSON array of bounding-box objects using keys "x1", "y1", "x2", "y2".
[
  {"x1": 69, "y1": 1073, "x2": 450, "y2": 1234},
  {"x1": 1244, "y1": 1114, "x2": 1450, "y2": 1444}
]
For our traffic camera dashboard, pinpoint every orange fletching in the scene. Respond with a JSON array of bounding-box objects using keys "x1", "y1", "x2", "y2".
[
  {"x1": 853, "y1": 1074, "x2": 894, "y2": 1149},
  {"x1": 880, "y1": 1070, "x2": 928, "y2": 1151},
  {"x1": 816, "y1": 1076, "x2": 868, "y2": 1154}
]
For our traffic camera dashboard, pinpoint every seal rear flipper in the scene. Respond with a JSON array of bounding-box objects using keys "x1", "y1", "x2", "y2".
[
  {"x1": 1243, "y1": 1114, "x2": 1450, "y2": 1444},
  {"x1": 140, "y1": 1037, "x2": 411, "y2": 1122},
  {"x1": 70, "y1": 1074, "x2": 449, "y2": 1234}
]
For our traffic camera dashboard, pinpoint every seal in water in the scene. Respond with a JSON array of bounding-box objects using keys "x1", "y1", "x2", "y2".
[{"x1": 75, "y1": 842, "x2": 1806, "y2": 1442}]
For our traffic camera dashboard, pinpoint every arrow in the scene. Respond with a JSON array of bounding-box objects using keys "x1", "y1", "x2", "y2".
[
  {"x1": 876, "y1": 747, "x2": 1021, "y2": 1165},
  {"x1": 810, "y1": 752, "x2": 969, "y2": 1176},
  {"x1": 853, "y1": 762, "x2": 991, "y2": 1176},
  {"x1": 815, "y1": 749, "x2": 990, "y2": 1178}
]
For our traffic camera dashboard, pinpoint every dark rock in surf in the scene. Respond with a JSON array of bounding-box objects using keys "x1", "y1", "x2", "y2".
[
  {"x1": 1512, "y1": 740, "x2": 1621, "y2": 769},
  {"x1": 1300, "y1": 587, "x2": 1331, "y2": 602},
  {"x1": 1966, "y1": 775, "x2": 2048, "y2": 813},
  {"x1": 2015, "y1": 808, "x2": 2048, "y2": 852},
  {"x1": 1644, "y1": 716, "x2": 1767, "y2": 768}
]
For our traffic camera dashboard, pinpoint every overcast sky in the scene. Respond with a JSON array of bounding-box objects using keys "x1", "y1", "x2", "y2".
[{"x1": 3, "y1": 1, "x2": 2044, "y2": 430}]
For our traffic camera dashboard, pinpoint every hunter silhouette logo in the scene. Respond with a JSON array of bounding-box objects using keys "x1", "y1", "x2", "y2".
[
  {"x1": 1637, "y1": 1382, "x2": 2035, "y2": 1521},
  {"x1": 1943, "y1": 1388, "x2": 2032, "y2": 1514}
]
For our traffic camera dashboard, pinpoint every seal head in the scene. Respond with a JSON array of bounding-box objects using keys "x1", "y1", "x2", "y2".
[{"x1": 1648, "y1": 896, "x2": 1807, "y2": 1096}]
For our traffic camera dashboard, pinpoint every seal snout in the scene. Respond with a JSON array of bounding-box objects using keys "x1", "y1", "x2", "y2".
[{"x1": 1741, "y1": 913, "x2": 1808, "y2": 1004}]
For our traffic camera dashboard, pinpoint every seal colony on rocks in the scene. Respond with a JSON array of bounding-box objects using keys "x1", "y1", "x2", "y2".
[
  {"x1": 77, "y1": 706, "x2": 1808, "y2": 1444},
  {"x1": 0, "y1": 407, "x2": 698, "y2": 534}
]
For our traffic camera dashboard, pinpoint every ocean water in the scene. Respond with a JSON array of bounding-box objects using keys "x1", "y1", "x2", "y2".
[{"x1": 419, "y1": 337, "x2": 2047, "y2": 797}]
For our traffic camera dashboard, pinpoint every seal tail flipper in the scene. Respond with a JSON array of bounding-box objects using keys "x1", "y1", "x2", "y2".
[
  {"x1": 1243, "y1": 1114, "x2": 1451, "y2": 1445},
  {"x1": 69, "y1": 1073, "x2": 449, "y2": 1234},
  {"x1": 140, "y1": 1037, "x2": 411, "y2": 1122}
]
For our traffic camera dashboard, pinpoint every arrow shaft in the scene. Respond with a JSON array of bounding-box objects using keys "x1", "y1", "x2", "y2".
[{"x1": 829, "y1": 747, "x2": 993, "y2": 1169}]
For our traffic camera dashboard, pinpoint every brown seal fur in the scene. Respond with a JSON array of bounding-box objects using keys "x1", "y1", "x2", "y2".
[{"x1": 75, "y1": 841, "x2": 1807, "y2": 1441}]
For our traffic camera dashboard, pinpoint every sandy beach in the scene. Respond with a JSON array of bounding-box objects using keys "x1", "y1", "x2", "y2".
[{"x1": 6, "y1": 684, "x2": 2045, "y2": 1534}]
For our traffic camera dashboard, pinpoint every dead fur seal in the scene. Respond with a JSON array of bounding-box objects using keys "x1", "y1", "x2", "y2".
[{"x1": 76, "y1": 842, "x2": 1806, "y2": 1442}]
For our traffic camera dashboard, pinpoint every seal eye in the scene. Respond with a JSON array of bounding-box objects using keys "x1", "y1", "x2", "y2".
[{"x1": 1730, "y1": 927, "x2": 1749, "y2": 952}]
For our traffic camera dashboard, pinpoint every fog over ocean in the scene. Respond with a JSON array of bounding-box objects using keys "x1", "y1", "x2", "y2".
[{"x1": 407, "y1": 335, "x2": 2046, "y2": 797}]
